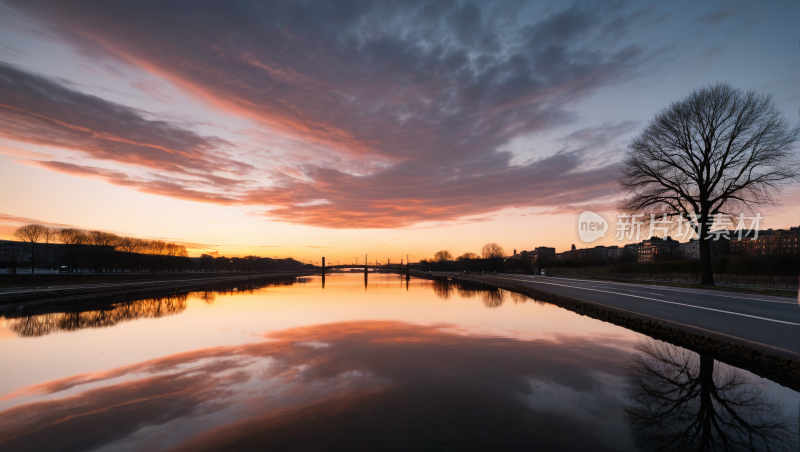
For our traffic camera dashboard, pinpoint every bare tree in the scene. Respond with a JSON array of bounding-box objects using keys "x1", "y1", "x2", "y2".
[
  {"x1": 132, "y1": 238, "x2": 148, "y2": 273},
  {"x1": 13, "y1": 224, "x2": 46, "y2": 273},
  {"x1": 164, "y1": 243, "x2": 188, "y2": 272},
  {"x1": 115, "y1": 236, "x2": 140, "y2": 273},
  {"x1": 88, "y1": 231, "x2": 118, "y2": 273},
  {"x1": 151, "y1": 240, "x2": 167, "y2": 256},
  {"x1": 432, "y1": 250, "x2": 453, "y2": 262},
  {"x1": 618, "y1": 82, "x2": 800, "y2": 285},
  {"x1": 42, "y1": 227, "x2": 58, "y2": 271},
  {"x1": 480, "y1": 243, "x2": 505, "y2": 259},
  {"x1": 148, "y1": 240, "x2": 167, "y2": 273},
  {"x1": 456, "y1": 252, "x2": 478, "y2": 261},
  {"x1": 624, "y1": 338, "x2": 795, "y2": 451},
  {"x1": 58, "y1": 229, "x2": 89, "y2": 273}
]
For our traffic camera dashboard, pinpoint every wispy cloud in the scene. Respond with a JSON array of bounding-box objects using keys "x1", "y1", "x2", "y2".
[{"x1": 0, "y1": 1, "x2": 682, "y2": 228}]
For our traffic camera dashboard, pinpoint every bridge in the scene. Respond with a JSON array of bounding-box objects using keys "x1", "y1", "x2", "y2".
[
  {"x1": 316, "y1": 256, "x2": 414, "y2": 274},
  {"x1": 323, "y1": 265, "x2": 408, "y2": 271}
]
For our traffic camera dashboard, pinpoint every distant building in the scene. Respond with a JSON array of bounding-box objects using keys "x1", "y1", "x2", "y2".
[
  {"x1": 513, "y1": 247, "x2": 556, "y2": 267},
  {"x1": 606, "y1": 246, "x2": 622, "y2": 261},
  {"x1": 0, "y1": 239, "x2": 112, "y2": 267},
  {"x1": 591, "y1": 246, "x2": 608, "y2": 262},
  {"x1": 531, "y1": 246, "x2": 555, "y2": 267},
  {"x1": 680, "y1": 240, "x2": 700, "y2": 259},
  {"x1": 623, "y1": 243, "x2": 639, "y2": 258},
  {"x1": 730, "y1": 226, "x2": 798, "y2": 255},
  {"x1": 638, "y1": 236, "x2": 680, "y2": 263},
  {"x1": 0, "y1": 239, "x2": 28, "y2": 261}
]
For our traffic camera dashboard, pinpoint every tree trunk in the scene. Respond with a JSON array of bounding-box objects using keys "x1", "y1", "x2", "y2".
[
  {"x1": 697, "y1": 354, "x2": 715, "y2": 448},
  {"x1": 30, "y1": 241, "x2": 35, "y2": 274},
  {"x1": 699, "y1": 240, "x2": 715, "y2": 285},
  {"x1": 698, "y1": 217, "x2": 715, "y2": 286}
]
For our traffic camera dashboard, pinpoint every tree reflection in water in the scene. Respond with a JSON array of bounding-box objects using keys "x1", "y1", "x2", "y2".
[
  {"x1": 8, "y1": 294, "x2": 190, "y2": 337},
  {"x1": 623, "y1": 338, "x2": 796, "y2": 451},
  {"x1": 5, "y1": 281, "x2": 295, "y2": 338},
  {"x1": 431, "y1": 281, "x2": 507, "y2": 308},
  {"x1": 431, "y1": 281, "x2": 454, "y2": 299}
]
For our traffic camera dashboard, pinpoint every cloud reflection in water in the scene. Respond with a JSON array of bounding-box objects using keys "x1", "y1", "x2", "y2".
[{"x1": 1, "y1": 320, "x2": 635, "y2": 451}]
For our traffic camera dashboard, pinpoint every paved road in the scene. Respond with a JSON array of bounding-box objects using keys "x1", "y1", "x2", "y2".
[{"x1": 481, "y1": 274, "x2": 800, "y2": 355}]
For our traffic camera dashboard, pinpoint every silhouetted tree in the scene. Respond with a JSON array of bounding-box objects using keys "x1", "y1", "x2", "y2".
[
  {"x1": 42, "y1": 227, "x2": 57, "y2": 270},
  {"x1": 480, "y1": 243, "x2": 505, "y2": 259},
  {"x1": 456, "y1": 252, "x2": 478, "y2": 261},
  {"x1": 623, "y1": 338, "x2": 795, "y2": 451},
  {"x1": 618, "y1": 82, "x2": 800, "y2": 285},
  {"x1": 13, "y1": 224, "x2": 46, "y2": 273},
  {"x1": 88, "y1": 230, "x2": 117, "y2": 273},
  {"x1": 58, "y1": 228, "x2": 89, "y2": 272},
  {"x1": 432, "y1": 250, "x2": 453, "y2": 262},
  {"x1": 481, "y1": 242, "x2": 505, "y2": 272},
  {"x1": 115, "y1": 236, "x2": 138, "y2": 273},
  {"x1": 132, "y1": 238, "x2": 148, "y2": 272},
  {"x1": 149, "y1": 240, "x2": 167, "y2": 272}
]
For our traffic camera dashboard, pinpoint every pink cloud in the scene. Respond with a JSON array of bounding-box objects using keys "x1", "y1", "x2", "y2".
[{"x1": 0, "y1": 2, "x2": 669, "y2": 228}]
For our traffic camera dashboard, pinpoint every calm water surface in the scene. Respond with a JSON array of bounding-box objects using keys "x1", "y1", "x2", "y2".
[{"x1": 1, "y1": 273, "x2": 798, "y2": 451}]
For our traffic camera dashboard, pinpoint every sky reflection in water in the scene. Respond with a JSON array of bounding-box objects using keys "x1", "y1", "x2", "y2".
[{"x1": 0, "y1": 274, "x2": 797, "y2": 451}]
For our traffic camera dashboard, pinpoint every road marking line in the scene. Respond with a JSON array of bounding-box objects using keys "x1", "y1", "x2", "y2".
[
  {"x1": 499, "y1": 275, "x2": 796, "y2": 305},
  {"x1": 563, "y1": 277, "x2": 796, "y2": 304},
  {"x1": 493, "y1": 275, "x2": 800, "y2": 326}
]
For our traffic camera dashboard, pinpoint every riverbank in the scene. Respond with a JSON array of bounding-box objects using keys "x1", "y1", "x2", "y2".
[
  {"x1": 0, "y1": 271, "x2": 315, "y2": 306},
  {"x1": 0, "y1": 270, "x2": 319, "y2": 287},
  {"x1": 411, "y1": 271, "x2": 800, "y2": 391}
]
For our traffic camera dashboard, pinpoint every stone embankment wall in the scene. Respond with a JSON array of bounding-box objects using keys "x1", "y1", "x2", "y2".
[{"x1": 411, "y1": 271, "x2": 800, "y2": 391}]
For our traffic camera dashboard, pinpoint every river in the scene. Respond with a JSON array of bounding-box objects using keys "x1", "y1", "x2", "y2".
[{"x1": 1, "y1": 273, "x2": 798, "y2": 451}]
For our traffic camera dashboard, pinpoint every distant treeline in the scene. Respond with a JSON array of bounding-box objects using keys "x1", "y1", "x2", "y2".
[
  {"x1": 5, "y1": 224, "x2": 312, "y2": 274},
  {"x1": 196, "y1": 255, "x2": 313, "y2": 273},
  {"x1": 545, "y1": 254, "x2": 800, "y2": 290},
  {"x1": 416, "y1": 257, "x2": 524, "y2": 273},
  {"x1": 416, "y1": 252, "x2": 800, "y2": 283}
]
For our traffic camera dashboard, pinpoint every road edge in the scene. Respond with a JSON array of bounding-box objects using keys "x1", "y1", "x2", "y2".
[{"x1": 413, "y1": 271, "x2": 800, "y2": 392}]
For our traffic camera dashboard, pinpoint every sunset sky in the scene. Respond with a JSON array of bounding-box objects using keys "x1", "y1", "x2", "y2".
[{"x1": 0, "y1": 0, "x2": 798, "y2": 263}]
